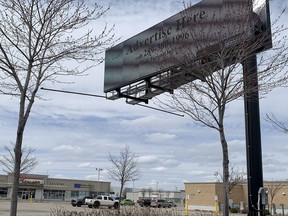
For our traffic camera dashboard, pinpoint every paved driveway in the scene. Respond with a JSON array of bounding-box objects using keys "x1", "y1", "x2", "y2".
[
  {"x1": 0, "y1": 200, "x2": 207, "y2": 216},
  {"x1": 0, "y1": 200, "x2": 89, "y2": 216}
]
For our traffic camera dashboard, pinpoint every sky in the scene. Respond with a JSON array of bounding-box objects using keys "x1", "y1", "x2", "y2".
[{"x1": 0, "y1": 0, "x2": 288, "y2": 192}]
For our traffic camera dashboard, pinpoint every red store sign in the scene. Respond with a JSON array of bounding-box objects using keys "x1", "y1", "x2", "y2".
[{"x1": 19, "y1": 177, "x2": 44, "y2": 187}]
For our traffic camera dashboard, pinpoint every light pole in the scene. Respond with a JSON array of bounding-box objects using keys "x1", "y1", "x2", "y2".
[
  {"x1": 156, "y1": 181, "x2": 159, "y2": 198},
  {"x1": 96, "y1": 168, "x2": 103, "y2": 196},
  {"x1": 132, "y1": 179, "x2": 135, "y2": 201}
]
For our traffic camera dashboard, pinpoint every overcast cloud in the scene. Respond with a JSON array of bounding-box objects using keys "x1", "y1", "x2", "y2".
[{"x1": 0, "y1": 0, "x2": 287, "y2": 191}]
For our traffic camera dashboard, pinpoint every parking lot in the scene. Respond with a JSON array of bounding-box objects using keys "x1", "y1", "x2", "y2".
[
  {"x1": 0, "y1": 200, "x2": 92, "y2": 216},
  {"x1": 0, "y1": 200, "x2": 191, "y2": 216}
]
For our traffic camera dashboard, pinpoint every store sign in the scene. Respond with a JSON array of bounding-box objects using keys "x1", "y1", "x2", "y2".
[
  {"x1": 19, "y1": 177, "x2": 44, "y2": 187},
  {"x1": 74, "y1": 183, "x2": 93, "y2": 188}
]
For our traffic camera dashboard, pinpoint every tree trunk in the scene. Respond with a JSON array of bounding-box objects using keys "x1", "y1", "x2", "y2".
[
  {"x1": 10, "y1": 129, "x2": 24, "y2": 216},
  {"x1": 118, "y1": 183, "x2": 124, "y2": 214},
  {"x1": 10, "y1": 94, "x2": 29, "y2": 216},
  {"x1": 219, "y1": 126, "x2": 230, "y2": 216}
]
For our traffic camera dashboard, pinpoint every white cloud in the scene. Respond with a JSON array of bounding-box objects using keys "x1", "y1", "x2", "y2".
[
  {"x1": 145, "y1": 133, "x2": 177, "y2": 143},
  {"x1": 138, "y1": 155, "x2": 159, "y2": 165},
  {"x1": 41, "y1": 161, "x2": 53, "y2": 166},
  {"x1": 162, "y1": 159, "x2": 180, "y2": 168},
  {"x1": 151, "y1": 167, "x2": 168, "y2": 172},
  {"x1": 187, "y1": 170, "x2": 208, "y2": 176},
  {"x1": 264, "y1": 164, "x2": 287, "y2": 175},
  {"x1": 78, "y1": 163, "x2": 93, "y2": 168}
]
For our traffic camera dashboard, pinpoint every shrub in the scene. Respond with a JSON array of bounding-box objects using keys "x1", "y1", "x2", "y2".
[
  {"x1": 230, "y1": 208, "x2": 238, "y2": 213},
  {"x1": 240, "y1": 209, "x2": 248, "y2": 214},
  {"x1": 264, "y1": 209, "x2": 270, "y2": 215}
]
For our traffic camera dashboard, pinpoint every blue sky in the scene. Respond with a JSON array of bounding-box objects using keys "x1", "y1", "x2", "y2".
[{"x1": 0, "y1": 0, "x2": 288, "y2": 191}]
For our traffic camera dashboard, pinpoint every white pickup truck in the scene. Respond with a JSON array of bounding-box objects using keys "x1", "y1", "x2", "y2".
[{"x1": 85, "y1": 195, "x2": 119, "y2": 209}]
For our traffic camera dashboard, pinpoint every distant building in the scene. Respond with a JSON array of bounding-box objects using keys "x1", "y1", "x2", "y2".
[
  {"x1": 126, "y1": 189, "x2": 186, "y2": 205},
  {"x1": 0, "y1": 173, "x2": 112, "y2": 201},
  {"x1": 184, "y1": 181, "x2": 288, "y2": 214}
]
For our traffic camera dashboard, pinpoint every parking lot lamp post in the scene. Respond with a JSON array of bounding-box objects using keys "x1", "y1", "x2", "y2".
[
  {"x1": 96, "y1": 168, "x2": 103, "y2": 196},
  {"x1": 156, "y1": 182, "x2": 159, "y2": 198},
  {"x1": 132, "y1": 179, "x2": 135, "y2": 201}
]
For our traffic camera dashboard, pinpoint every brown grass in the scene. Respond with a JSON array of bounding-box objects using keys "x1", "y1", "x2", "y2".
[{"x1": 49, "y1": 207, "x2": 185, "y2": 216}]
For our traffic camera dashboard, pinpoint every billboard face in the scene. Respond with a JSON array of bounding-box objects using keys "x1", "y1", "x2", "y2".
[
  {"x1": 252, "y1": 0, "x2": 272, "y2": 48},
  {"x1": 104, "y1": 0, "x2": 271, "y2": 94},
  {"x1": 253, "y1": 0, "x2": 270, "y2": 28}
]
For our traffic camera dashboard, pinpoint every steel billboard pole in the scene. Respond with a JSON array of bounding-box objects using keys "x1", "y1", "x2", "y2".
[{"x1": 242, "y1": 55, "x2": 264, "y2": 216}]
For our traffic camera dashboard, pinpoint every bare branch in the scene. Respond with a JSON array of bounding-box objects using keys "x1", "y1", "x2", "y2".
[
  {"x1": 107, "y1": 146, "x2": 142, "y2": 184},
  {"x1": 265, "y1": 113, "x2": 288, "y2": 134},
  {"x1": 0, "y1": 143, "x2": 38, "y2": 174},
  {"x1": 215, "y1": 165, "x2": 247, "y2": 193},
  {"x1": 107, "y1": 145, "x2": 142, "y2": 211},
  {"x1": 266, "y1": 181, "x2": 286, "y2": 214}
]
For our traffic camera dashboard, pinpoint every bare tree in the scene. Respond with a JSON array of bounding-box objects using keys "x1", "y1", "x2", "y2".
[
  {"x1": 141, "y1": 188, "x2": 147, "y2": 198},
  {"x1": 214, "y1": 165, "x2": 246, "y2": 193},
  {"x1": 0, "y1": 1, "x2": 114, "y2": 216},
  {"x1": 266, "y1": 181, "x2": 286, "y2": 215},
  {"x1": 147, "y1": 187, "x2": 153, "y2": 198},
  {"x1": 122, "y1": 187, "x2": 130, "y2": 199},
  {"x1": 265, "y1": 113, "x2": 288, "y2": 134},
  {"x1": 157, "y1": 189, "x2": 163, "y2": 199},
  {"x1": 154, "y1": 2, "x2": 288, "y2": 216},
  {"x1": 107, "y1": 145, "x2": 142, "y2": 212},
  {"x1": 0, "y1": 144, "x2": 38, "y2": 174}
]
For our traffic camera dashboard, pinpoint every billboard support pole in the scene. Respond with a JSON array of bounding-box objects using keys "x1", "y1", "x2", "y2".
[{"x1": 242, "y1": 55, "x2": 264, "y2": 216}]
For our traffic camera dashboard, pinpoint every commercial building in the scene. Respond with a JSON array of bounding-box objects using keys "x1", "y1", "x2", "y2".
[
  {"x1": 126, "y1": 189, "x2": 186, "y2": 205},
  {"x1": 0, "y1": 173, "x2": 111, "y2": 201},
  {"x1": 184, "y1": 181, "x2": 288, "y2": 214}
]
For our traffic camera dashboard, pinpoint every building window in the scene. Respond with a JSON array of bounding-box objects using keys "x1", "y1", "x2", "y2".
[
  {"x1": 18, "y1": 189, "x2": 35, "y2": 199},
  {"x1": 70, "y1": 191, "x2": 92, "y2": 198},
  {"x1": 44, "y1": 190, "x2": 65, "y2": 200},
  {"x1": 71, "y1": 191, "x2": 79, "y2": 198},
  {"x1": 0, "y1": 187, "x2": 8, "y2": 197},
  {"x1": 49, "y1": 182, "x2": 65, "y2": 186}
]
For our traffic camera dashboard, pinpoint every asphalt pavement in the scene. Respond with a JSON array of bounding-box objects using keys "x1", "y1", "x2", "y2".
[
  {"x1": 0, "y1": 200, "x2": 89, "y2": 216},
  {"x1": 0, "y1": 200, "x2": 224, "y2": 216}
]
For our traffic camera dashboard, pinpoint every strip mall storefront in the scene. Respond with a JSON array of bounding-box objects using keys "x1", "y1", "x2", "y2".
[{"x1": 0, "y1": 173, "x2": 111, "y2": 201}]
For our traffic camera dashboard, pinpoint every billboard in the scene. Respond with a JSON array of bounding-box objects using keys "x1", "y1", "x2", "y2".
[
  {"x1": 252, "y1": 0, "x2": 272, "y2": 49},
  {"x1": 104, "y1": 0, "x2": 272, "y2": 102}
]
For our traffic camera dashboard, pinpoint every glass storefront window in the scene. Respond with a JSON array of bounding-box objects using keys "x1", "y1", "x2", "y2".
[
  {"x1": 71, "y1": 190, "x2": 93, "y2": 198},
  {"x1": 71, "y1": 190, "x2": 79, "y2": 198},
  {"x1": 44, "y1": 190, "x2": 65, "y2": 200},
  {"x1": 0, "y1": 187, "x2": 8, "y2": 197},
  {"x1": 18, "y1": 189, "x2": 35, "y2": 199}
]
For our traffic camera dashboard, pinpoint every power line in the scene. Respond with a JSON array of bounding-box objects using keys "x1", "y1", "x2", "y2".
[
  {"x1": 41, "y1": 87, "x2": 184, "y2": 117},
  {"x1": 41, "y1": 87, "x2": 106, "y2": 98}
]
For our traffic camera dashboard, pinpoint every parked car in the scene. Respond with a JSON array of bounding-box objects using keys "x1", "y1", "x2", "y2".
[
  {"x1": 168, "y1": 201, "x2": 177, "y2": 207},
  {"x1": 137, "y1": 199, "x2": 151, "y2": 207},
  {"x1": 150, "y1": 199, "x2": 171, "y2": 208},
  {"x1": 120, "y1": 199, "x2": 135, "y2": 206},
  {"x1": 71, "y1": 195, "x2": 94, "y2": 207}
]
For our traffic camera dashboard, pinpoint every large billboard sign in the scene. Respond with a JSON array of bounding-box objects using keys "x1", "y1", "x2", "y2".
[
  {"x1": 252, "y1": 0, "x2": 272, "y2": 48},
  {"x1": 104, "y1": 0, "x2": 272, "y2": 102}
]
